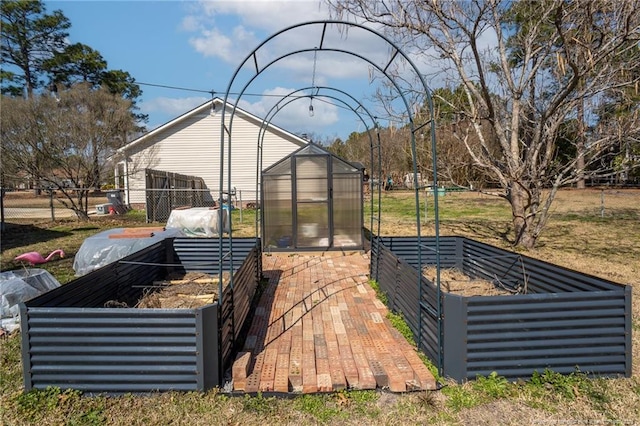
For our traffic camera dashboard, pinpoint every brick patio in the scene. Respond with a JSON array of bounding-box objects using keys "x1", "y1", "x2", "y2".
[{"x1": 231, "y1": 251, "x2": 437, "y2": 394}]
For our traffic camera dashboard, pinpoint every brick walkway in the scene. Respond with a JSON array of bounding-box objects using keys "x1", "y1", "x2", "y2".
[{"x1": 231, "y1": 252, "x2": 436, "y2": 394}]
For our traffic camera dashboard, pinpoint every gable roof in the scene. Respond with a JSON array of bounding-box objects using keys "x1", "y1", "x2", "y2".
[
  {"x1": 117, "y1": 97, "x2": 308, "y2": 154},
  {"x1": 263, "y1": 142, "x2": 363, "y2": 175}
]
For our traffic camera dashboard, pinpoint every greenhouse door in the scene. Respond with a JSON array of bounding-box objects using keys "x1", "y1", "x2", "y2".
[{"x1": 294, "y1": 155, "x2": 331, "y2": 249}]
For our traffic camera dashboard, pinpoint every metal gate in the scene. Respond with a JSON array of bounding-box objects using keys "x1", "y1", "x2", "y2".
[{"x1": 145, "y1": 169, "x2": 209, "y2": 222}]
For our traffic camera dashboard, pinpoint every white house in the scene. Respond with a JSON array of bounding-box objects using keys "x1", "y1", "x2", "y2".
[{"x1": 114, "y1": 98, "x2": 308, "y2": 207}]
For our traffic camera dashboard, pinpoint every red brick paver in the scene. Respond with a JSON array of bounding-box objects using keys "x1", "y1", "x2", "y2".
[{"x1": 233, "y1": 252, "x2": 437, "y2": 393}]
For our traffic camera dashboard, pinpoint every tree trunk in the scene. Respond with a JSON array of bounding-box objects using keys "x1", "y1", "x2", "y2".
[
  {"x1": 74, "y1": 209, "x2": 90, "y2": 221},
  {"x1": 576, "y1": 97, "x2": 586, "y2": 189},
  {"x1": 509, "y1": 183, "x2": 537, "y2": 249}
]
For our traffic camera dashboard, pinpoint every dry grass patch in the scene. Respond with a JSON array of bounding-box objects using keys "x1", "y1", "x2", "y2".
[
  {"x1": 422, "y1": 266, "x2": 518, "y2": 296},
  {"x1": 136, "y1": 271, "x2": 230, "y2": 309},
  {"x1": 2, "y1": 190, "x2": 108, "y2": 208}
]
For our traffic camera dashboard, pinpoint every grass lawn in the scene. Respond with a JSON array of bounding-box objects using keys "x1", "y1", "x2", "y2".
[{"x1": 1, "y1": 188, "x2": 639, "y2": 425}]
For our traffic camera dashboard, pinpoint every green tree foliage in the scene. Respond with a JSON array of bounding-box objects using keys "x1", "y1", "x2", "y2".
[
  {"x1": 1, "y1": 0, "x2": 147, "y2": 205},
  {"x1": 42, "y1": 46, "x2": 147, "y2": 124},
  {"x1": 1, "y1": 0, "x2": 146, "y2": 123},
  {"x1": 0, "y1": 0, "x2": 70, "y2": 97},
  {"x1": 41, "y1": 42, "x2": 107, "y2": 86}
]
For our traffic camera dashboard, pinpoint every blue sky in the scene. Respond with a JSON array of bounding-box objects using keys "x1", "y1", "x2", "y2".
[{"x1": 45, "y1": 0, "x2": 402, "y2": 141}]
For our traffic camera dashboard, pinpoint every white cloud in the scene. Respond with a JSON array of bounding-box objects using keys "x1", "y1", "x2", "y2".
[
  {"x1": 189, "y1": 25, "x2": 259, "y2": 62},
  {"x1": 179, "y1": 1, "x2": 417, "y2": 137},
  {"x1": 197, "y1": 0, "x2": 331, "y2": 32},
  {"x1": 237, "y1": 86, "x2": 339, "y2": 135},
  {"x1": 141, "y1": 96, "x2": 210, "y2": 116},
  {"x1": 180, "y1": 15, "x2": 200, "y2": 32},
  {"x1": 182, "y1": 1, "x2": 386, "y2": 81}
]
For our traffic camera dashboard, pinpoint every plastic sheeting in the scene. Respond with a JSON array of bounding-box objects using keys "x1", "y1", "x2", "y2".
[
  {"x1": 1, "y1": 269, "x2": 61, "y2": 332},
  {"x1": 73, "y1": 227, "x2": 183, "y2": 277},
  {"x1": 165, "y1": 207, "x2": 230, "y2": 237}
]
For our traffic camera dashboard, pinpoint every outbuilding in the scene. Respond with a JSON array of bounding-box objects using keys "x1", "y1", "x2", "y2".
[{"x1": 261, "y1": 143, "x2": 364, "y2": 251}]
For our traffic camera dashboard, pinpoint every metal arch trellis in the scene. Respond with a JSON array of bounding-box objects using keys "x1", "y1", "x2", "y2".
[
  {"x1": 219, "y1": 20, "x2": 443, "y2": 375},
  {"x1": 254, "y1": 86, "x2": 382, "y2": 239}
]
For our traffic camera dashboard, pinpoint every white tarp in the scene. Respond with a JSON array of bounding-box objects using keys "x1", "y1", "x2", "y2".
[
  {"x1": 1, "y1": 269, "x2": 61, "y2": 333},
  {"x1": 165, "y1": 207, "x2": 230, "y2": 237},
  {"x1": 72, "y1": 227, "x2": 183, "y2": 276}
]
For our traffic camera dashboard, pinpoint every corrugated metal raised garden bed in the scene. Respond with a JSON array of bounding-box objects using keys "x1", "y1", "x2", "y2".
[
  {"x1": 372, "y1": 236, "x2": 632, "y2": 382},
  {"x1": 20, "y1": 237, "x2": 261, "y2": 394}
]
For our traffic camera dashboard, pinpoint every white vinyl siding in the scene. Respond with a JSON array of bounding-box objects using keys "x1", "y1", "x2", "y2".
[{"x1": 123, "y1": 102, "x2": 306, "y2": 205}]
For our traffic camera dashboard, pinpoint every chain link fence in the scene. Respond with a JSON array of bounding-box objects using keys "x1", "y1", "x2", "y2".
[
  {"x1": 138, "y1": 187, "x2": 256, "y2": 223},
  {"x1": 1, "y1": 187, "x2": 259, "y2": 227}
]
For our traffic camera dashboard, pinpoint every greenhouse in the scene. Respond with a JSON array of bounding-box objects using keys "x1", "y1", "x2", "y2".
[{"x1": 261, "y1": 143, "x2": 364, "y2": 251}]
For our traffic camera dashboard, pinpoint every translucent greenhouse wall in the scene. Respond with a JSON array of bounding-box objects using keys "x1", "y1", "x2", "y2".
[
  {"x1": 332, "y1": 158, "x2": 363, "y2": 248},
  {"x1": 295, "y1": 155, "x2": 330, "y2": 248},
  {"x1": 263, "y1": 159, "x2": 293, "y2": 249},
  {"x1": 262, "y1": 144, "x2": 363, "y2": 251}
]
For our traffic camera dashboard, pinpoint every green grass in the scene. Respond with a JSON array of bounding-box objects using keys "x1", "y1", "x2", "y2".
[
  {"x1": 367, "y1": 279, "x2": 388, "y2": 305},
  {"x1": 472, "y1": 372, "x2": 510, "y2": 399},
  {"x1": 441, "y1": 384, "x2": 485, "y2": 411},
  {"x1": 229, "y1": 207, "x2": 258, "y2": 237},
  {"x1": 292, "y1": 394, "x2": 345, "y2": 423},
  {"x1": 386, "y1": 311, "x2": 416, "y2": 346},
  {"x1": 366, "y1": 191, "x2": 512, "y2": 222},
  {"x1": 241, "y1": 392, "x2": 278, "y2": 415}
]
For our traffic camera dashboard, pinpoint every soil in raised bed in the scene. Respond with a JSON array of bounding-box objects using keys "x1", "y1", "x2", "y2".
[
  {"x1": 135, "y1": 271, "x2": 230, "y2": 309},
  {"x1": 422, "y1": 266, "x2": 518, "y2": 297}
]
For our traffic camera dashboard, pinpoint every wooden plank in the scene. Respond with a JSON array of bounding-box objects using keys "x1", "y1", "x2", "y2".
[
  {"x1": 108, "y1": 232, "x2": 154, "y2": 239},
  {"x1": 122, "y1": 227, "x2": 166, "y2": 233}
]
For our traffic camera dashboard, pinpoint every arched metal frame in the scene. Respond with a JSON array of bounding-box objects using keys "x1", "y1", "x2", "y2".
[
  {"x1": 219, "y1": 21, "x2": 443, "y2": 375},
  {"x1": 255, "y1": 86, "x2": 381, "y2": 239}
]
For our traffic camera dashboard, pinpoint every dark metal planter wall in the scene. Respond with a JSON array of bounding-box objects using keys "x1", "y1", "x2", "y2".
[
  {"x1": 372, "y1": 236, "x2": 632, "y2": 382},
  {"x1": 443, "y1": 290, "x2": 630, "y2": 381},
  {"x1": 371, "y1": 241, "x2": 438, "y2": 362},
  {"x1": 460, "y1": 239, "x2": 624, "y2": 293},
  {"x1": 371, "y1": 237, "x2": 461, "y2": 362},
  {"x1": 173, "y1": 237, "x2": 260, "y2": 274},
  {"x1": 219, "y1": 242, "x2": 262, "y2": 372},
  {"x1": 20, "y1": 305, "x2": 218, "y2": 393},
  {"x1": 20, "y1": 238, "x2": 261, "y2": 394}
]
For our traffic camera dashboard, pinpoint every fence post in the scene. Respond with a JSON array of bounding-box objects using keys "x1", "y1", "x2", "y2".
[
  {"x1": 0, "y1": 187, "x2": 5, "y2": 232},
  {"x1": 49, "y1": 190, "x2": 55, "y2": 221}
]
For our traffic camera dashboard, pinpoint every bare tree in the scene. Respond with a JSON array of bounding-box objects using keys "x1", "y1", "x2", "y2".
[
  {"x1": 1, "y1": 83, "x2": 136, "y2": 219},
  {"x1": 328, "y1": 0, "x2": 640, "y2": 248}
]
